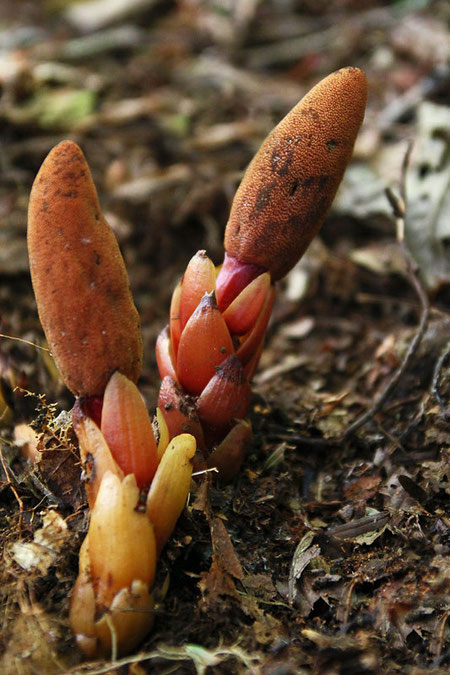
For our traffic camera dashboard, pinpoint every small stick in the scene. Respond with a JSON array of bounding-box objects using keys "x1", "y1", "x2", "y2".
[
  {"x1": 28, "y1": 472, "x2": 65, "y2": 508},
  {"x1": 340, "y1": 576, "x2": 358, "y2": 625},
  {"x1": 431, "y1": 611, "x2": 450, "y2": 658},
  {"x1": 431, "y1": 343, "x2": 450, "y2": 412},
  {"x1": 0, "y1": 444, "x2": 24, "y2": 533},
  {"x1": 272, "y1": 433, "x2": 337, "y2": 449},
  {"x1": 343, "y1": 145, "x2": 430, "y2": 440},
  {"x1": 400, "y1": 342, "x2": 449, "y2": 442},
  {"x1": 0, "y1": 333, "x2": 50, "y2": 352},
  {"x1": 375, "y1": 419, "x2": 408, "y2": 456},
  {"x1": 105, "y1": 613, "x2": 118, "y2": 663},
  {"x1": 328, "y1": 510, "x2": 390, "y2": 539}
]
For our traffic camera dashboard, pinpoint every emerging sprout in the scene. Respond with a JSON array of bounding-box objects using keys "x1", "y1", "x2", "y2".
[
  {"x1": 27, "y1": 143, "x2": 197, "y2": 658},
  {"x1": 70, "y1": 379, "x2": 196, "y2": 658},
  {"x1": 156, "y1": 67, "x2": 368, "y2": 480},
  {"x1": 69, "y1": 471, "x2": 157, "y2": 658},
  {"x1": 146, "y1": 433, "x2": 196, "y2": 554}
]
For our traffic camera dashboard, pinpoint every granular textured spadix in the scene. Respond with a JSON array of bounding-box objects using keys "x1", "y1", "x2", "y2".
[
  {"x1": 28, "y1": 141, "x2": 143, "y2": 396},
  {"x1": 224, "y1": 67, "x2": 368, "y2": 281}
]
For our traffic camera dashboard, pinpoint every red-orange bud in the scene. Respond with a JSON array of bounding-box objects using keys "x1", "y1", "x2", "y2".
[
  {"x1": 101, "y1": 372, "x2": 159, "y2": 488},
  {"x1": 179, "y1": 251, "x2": 216, "y2": 330},
  {"x1": 176, "y1": 292, "x2": 234, "y2": 396},
  {"x1": 195, "y1": 355, "x2": 252, "y2": 431},
  {"x1": 223, "y1": 272, "x2": 271, "y2": 336}
]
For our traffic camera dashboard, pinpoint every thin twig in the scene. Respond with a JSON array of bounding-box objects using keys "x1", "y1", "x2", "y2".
[
  {"x1": 273, "y1": 433, "x2": 337, "y2": 449},
  {"x1": 400, "y1": 342, "x2": 449, "y2": 440},
  {"x1": 341, "y1": 576, "x2": 359, "y2": 625},
  {"x1": 28, "y1": 471, "x2": 66, "y2": 508},
  {"x1": 433, "y1": 611, "x2": 450, "y2": 659},
  {"x1": 0, "y1": 333, "x2": 50, "y2": 352},
  {"x1": 431, "y1": 343, "x2": 450, "y2": 412},
  {"x1": 343, "y1": 147, "x2": 430, "y2": 441},
  {"x1": 0, "y1": 444, "x2": 24, "y2": 533},
  {"x1": 375, "y1": 419, "x2": 407, "y2": 456},
  {"x1": 344, "y1": 268, "x2": 429, "y2": 439},
  {"x1": 399, "y1": 398, "x2": 426, "y2": 444},
  {"x1": 328, "y1": 510, "x2": 390, "y2": 539}
]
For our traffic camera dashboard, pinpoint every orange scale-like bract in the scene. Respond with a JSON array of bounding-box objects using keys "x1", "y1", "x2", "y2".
[
  {"x1": 169, "y1": 281, "x2": 182, "y2": 364},
  {"x1": 156, "y1": 325, "x2": 178, "y2": 382},
  {"x1": 101, "y1": 372, "x2": 159, "y2": 489},
  {"x1": 243, "y1": 336, "x2": 266, "y2": 381},
  {"x1": 28, "y1": 141, "x2": 143, "y2": 397},
  {"x1": 176, "y1": 291, "x2": 234, "y2": 396},
  {"x1": 72, "y1": 403, "x2": 124, "y2": 510},
  {"x1": 179, "y1": 250, "x2": 217, "y2": 331},
  {"x1": 158, "y1": 376, "x2": 206, "y2": 454},
  {"x1": 207, "y1": 419, "x2": 253, "y2": 484},
  {"x1": 195, "y1": 355, "x2": 252, "y2": 432},
  {"x1": 223, "y1": 67, "x2": 368, "y2": 281},
  {"x1": 235, "y1": 285, "x2": 276, "y2": 366},
  {"x1": 222, "y1": 272, "x2": 271, "y2": 336}
]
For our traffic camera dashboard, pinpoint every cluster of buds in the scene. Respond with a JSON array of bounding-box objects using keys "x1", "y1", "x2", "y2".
[
  {"x1": 27, "y1": 66, "x2": 367, "y2": 658},
  {"x1": 155, "y1": 249, "x2": 265, "y2": 481},
  {"x1": 156, "y1": 67, "x2": 368, "y2": 480},
  {"x1": 69, "y1": 374, "x2": 195, "y2": 658},
  {"x1": 27, "y1": 142, "x2": 196, "y2": 657}
]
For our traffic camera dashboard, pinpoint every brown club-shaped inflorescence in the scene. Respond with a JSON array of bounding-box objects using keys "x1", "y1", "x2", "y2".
[
  {"x1": 28, "y1": 141, "x2": 143, "y2": 397},
  {"x1": 221, "y1": 66, "x2": 368, "y2": 286}
]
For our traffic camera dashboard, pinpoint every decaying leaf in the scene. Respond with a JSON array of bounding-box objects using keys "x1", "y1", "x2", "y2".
[
  {"x1": 198, "y1": 516, "x2": 243, "y2": 609},
  {"x1": 10, "y1": 510, "x2": 69, "y2": 574},
  {"x1": 288, "y1": 531, "x2": 321, "y2": 604},
  {"x1": 405, "y1": 102, "x2": 450, "y2": 290}
]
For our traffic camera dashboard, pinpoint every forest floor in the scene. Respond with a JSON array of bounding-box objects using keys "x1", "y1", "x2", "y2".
[{"x1": 0, "y1": 1, "x2": 449, "y2": 673}]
